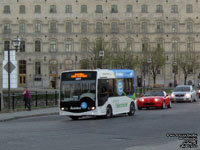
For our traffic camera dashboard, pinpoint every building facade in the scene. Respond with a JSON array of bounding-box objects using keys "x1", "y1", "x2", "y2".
[{"x1": 0, "y1": 0, "x2": 200, "y2": 88}]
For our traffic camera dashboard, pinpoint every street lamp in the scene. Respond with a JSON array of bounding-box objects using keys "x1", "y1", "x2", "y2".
[
  {"x1": 147, "y1": 58, "x2": 152, "y2": 87},
  {"x1": 143, "y1": 58, "x2": 152, "y2": 93},
  {"x1": 7, "y1": 36, "x2": 21, "y2": 111},
  {"x1": 173, "y1": 61, "x2": 177, "y2": 87},
  {"x1": 99, "y1": 51, "x2": 104, "y2": 69}
]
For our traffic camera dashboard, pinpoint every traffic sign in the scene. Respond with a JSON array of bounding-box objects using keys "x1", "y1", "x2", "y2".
[{"x1": 4, "y1": 62, "x2": 16, "y2": 73}]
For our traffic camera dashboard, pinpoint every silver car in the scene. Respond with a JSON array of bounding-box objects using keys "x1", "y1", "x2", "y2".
[{"x1": 171, "y1": 85, "x2": 198, "y2": 102}]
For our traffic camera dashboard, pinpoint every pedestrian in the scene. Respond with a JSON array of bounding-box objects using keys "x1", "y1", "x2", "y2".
[{"x1": 23, "y1": 87, "x2": 31, "y2": 111}]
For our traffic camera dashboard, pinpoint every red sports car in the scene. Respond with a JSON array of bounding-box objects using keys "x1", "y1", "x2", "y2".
[{"x1": 137, "y1": 91, "x2": 171, "y2": 110}]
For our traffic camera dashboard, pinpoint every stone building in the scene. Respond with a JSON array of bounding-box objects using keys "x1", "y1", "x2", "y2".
[{"x1": 0, "y1": 0, "x2": 200, "y2": 88}]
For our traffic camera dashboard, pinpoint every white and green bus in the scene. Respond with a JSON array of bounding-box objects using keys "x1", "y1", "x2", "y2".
[{"x1": 59, "y1": 69, "x2": 136, "y2": 120}]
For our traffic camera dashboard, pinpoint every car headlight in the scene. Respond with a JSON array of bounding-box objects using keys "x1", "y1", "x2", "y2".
[
  {"x1": 185, "y1": 93, "x2": 191, "y2": 98},
  {"x1": 171, "y1": 93, "x2": 175, "y2": 98},
  {"x1": 154, "y1": 98, "x2": 160, "y2": 102},
  {"x1": 198, "y1": 90, "x2": 200, "y2": 93},
  {"x1": 139, "y1": 98, "x2": 144, "y2": 102}
]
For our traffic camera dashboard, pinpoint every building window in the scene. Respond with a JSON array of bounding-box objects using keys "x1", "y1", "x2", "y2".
[
  {"x1": 172, "y1": 22, "x2": 178, "y2": 32},
  {"x1": 20, "y1": 41, "x2": 25, "y2": 52},
  {"x1": 126, "y1": 39, "x2": 133, "y2": 51},
  {"x1": 19, "y1": 5, "x2": 25, "y2": 14},
  {"x1": 81, "y1": 22, "x2": 87, "y2": 33},
  {"x1": 187, "y1": 22, "x2": 193, "y2": 33},
  {"x1": 111, "y1": 22, "x2": 118, "y2": 33},
  {"x1": 4, "y1": 24, "x2": 11, "y2": 34},
  {"x1": 142, "y1": 39, "x2": 148, "y2": 51},
  {"x1": 66, "y1": 22, "x2": 72, "y2": 33},
  {"x1": 156, "y1": 5, "x2": 163, "y2": 13},
  {"x1": 186, "y1": 4, "x2": 193, "y2": 13},
  {"x1": 81, "y1": 39, "x2": 88, "y2": 52},
  {"x1": 141, "y1": 4, "x2": 148, "y2": 13},
  {"x1": 35, "y1": 40, "x2": 41, "y2": 52},
  {"x1": 171, "y1": 5, "x2": 178, "y2": 13},
  {"x1": 141, "y1": 22, "x2": 148, "y2": 33},
  {"x1": 172, "y1": 39, "x2": 179, "y2": 52},
  {"x1": 35, "y1": 62, "x2": 41, "y2": 75},
  {"x1": 81, "y1": 5, "x2": 87, "y2": 13},
  {"x1": 4, "y1": 5, "x2": 10, "y2": 14},
  {"x1": 50, "y1": 5, "x2": 56, "y2": 13},
  {"x1": 66, "y1": 5, "x2": 72, "y2": 13},
  {"x1": 126, "y1": 5, "x2": 133, "y2": 13},
  {"x1": 4, "y1": 41, "x2": 10, "y2": 50},
  {"x1": 111, "y1": 40, "x2": 118, "y2": 51},
  {"x1": 157, "y1": 39, "x2": 164, "y2": 49},
  {"x1": 96, "y1": 5, "x2": 103, "y2": 13},
  {"x1": 126, "y1": 22, "x2": 133, "y2": 33},
  {"x1": 19, "y1": 60, "x2": 26, "y2": 74},
  {"x1": 66, "y1": 39, "x2": 73, "y2": 52},
  {"x1": 50, "y1": 22, "x2": 56, "y2": 33},
  {"x1": 187, "y1": 39, "x2": 194, "y2": 51},
  {"x1": 35, "y1": 23, "x2": 41, "y2": 33},
  {"x1": 111, "y1": 5, "x2": 118, "y2": 13},
  {"x1": 96, "y1": 22, "x2": 103, "y2": 33},
  {"x1": 35, "y1": 5, "x2": 41, "y2": 13},
  {"x1": 19, "y1": 23, "x2": 25, "y2": 33},
  {"x1": 156, "y1": 22, "x2": 164, "y2": 33},
  {"x1": 50, "y1": 40, "x2": 56, "y2": 52}
]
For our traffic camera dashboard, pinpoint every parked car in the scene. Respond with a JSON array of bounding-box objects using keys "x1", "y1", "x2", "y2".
[
  {"x1": 137, "y1": 91, "x2": 171, "y2": 110},
  {"x1": 170, "y1": 85, "x2": 198, "y2": 102}
]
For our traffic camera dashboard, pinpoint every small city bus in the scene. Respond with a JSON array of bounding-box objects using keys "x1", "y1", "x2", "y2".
[{"x1": 59, "y1": 69, "x2": 136, "y2": 120}]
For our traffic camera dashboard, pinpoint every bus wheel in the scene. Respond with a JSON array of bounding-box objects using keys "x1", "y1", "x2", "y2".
[
  {"x1": 128, "y1": 102, "x2": 135, "y2": 116},
  {"x1": 70, "y1": 116, "x2": 79, "y2": 120},
  {"x1": 105, "y1": 105, "x2": 112, "y2": 118}
]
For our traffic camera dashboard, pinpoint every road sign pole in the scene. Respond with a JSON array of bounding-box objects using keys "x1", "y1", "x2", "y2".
[{"x1": 8, "y1": 50, "x2": 11, "y2": 111}]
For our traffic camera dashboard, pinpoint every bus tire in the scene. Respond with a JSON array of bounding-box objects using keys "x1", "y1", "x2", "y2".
[
  {"x1": 105, "y1": 105, "x2": 112, "y2": 118},
  {"x1": 70, "y1": 116, "x2": 79, "y2": 120},
  {"x1": 128, "y1": 102, "x2": 135, "y2": 116}
]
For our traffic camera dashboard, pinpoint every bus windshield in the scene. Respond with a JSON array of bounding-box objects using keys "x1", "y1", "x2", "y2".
[{"x1": 60, "y1": 80, "x2": 96, "y2": 102}]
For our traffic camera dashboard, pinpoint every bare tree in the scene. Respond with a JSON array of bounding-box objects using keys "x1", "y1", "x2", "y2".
[
  {"x1": 177, "y1": 50, "x2": 198, "y2": 85},
  {"x1": 138, "y1": 47, "x2": 166, "y2": 84},
  {"x1": 80, "y1": 38, "x2": 111, "y2": 69}
]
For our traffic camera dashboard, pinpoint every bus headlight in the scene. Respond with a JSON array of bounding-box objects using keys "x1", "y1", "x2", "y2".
[{"x1": 61, "y1": 107, "x2": 65, "y2": 111}]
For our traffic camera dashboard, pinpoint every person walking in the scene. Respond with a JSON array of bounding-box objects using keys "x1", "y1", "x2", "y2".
[{"x1": 23, "y1": 87, "x2": 31, "y2": 111}]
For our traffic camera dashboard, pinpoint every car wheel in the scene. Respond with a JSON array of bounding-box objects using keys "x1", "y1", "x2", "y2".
[
  {"x1": 70, "y1": 116, "x2": 79, "y2": 120},
  {"x1": 105, "y1": 105, "x2": 112, "y2": 118},
  {"x1": 128, "y1": 102, "x2": 135, "y2": 116},
  {"x1": 168, "y1": 101, "x2": 172, "y2": 108},
  {"x1": 162, "y1": 101, "x2": 166, "y2": 109}
]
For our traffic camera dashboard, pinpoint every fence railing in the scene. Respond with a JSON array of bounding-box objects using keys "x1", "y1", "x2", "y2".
[{"x1": 1, "y1": 90, "x2": 59, "y2": 112}]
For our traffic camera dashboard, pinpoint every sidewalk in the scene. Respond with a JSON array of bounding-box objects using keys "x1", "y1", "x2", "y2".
[{"x1": 0, "y1": 107, "x2": 59, "y2": 122}]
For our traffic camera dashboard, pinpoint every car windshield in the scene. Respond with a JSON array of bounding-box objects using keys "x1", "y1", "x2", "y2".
[
  {"x1": 174, "y1": 87, "x2": 190, "y2": 92},
  {"x1": 144, "y1": 91, "x2": 164, "y2": 96}
]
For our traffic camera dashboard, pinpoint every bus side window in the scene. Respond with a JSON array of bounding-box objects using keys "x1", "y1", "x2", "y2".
[{"x1": 98, "y1": 79, "x2": 109, "y2": 106}]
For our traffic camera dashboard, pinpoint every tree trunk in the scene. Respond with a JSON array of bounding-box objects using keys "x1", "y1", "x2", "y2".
[{"x1": 184, "y1": 74, "x2": 187, "y2": 85}]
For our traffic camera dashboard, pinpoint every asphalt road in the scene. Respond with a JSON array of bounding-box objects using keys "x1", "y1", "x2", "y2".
[{"x1": 0, "y1": 101, "x2": 200, "y2": 150}]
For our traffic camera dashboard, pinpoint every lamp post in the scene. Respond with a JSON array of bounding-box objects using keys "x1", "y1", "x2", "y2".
[
  {"x1": 6, "y1": 36, "x2": 21, "y2": 111},
  {"x1": 147, "y1": 58, "x2": 152, "y2": 87},
  {"x1": 173, "y1": 61, "x2": 177, "y2": 87},
  {"x1": 99, "y1": 51, "x2": 104, "y2": 69}
]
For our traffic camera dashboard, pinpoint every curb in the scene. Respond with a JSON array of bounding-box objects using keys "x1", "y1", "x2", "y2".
[{"x1": 0, "y1": 112, "x2": 59, "y2": 122}]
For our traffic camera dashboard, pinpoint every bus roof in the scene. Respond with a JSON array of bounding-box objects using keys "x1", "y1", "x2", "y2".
[{"x1": 61, "y1": 69, "x2": 134, "y2": 79}]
